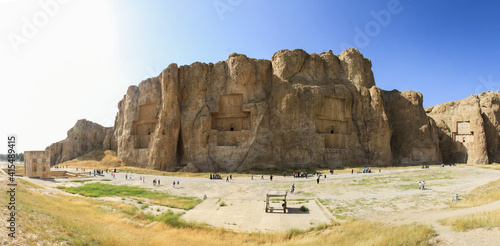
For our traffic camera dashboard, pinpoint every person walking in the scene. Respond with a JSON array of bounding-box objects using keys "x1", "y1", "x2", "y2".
[
  {"x1": 270, "y1": 175, "x2": 273, "y2": 181},
  {"x1": 317, "y1": 176, "x2": 320, "y2": 184}
]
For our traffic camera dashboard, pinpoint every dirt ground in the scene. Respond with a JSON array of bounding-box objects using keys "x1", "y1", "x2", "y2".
[{"x1": 3, "y1": 162, "x2": 500, "y2": 245}]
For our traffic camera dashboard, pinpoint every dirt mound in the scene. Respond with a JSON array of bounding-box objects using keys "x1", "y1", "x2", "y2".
[{"x1": 56, "y1": 150, "x2": 125, "y2": 168}]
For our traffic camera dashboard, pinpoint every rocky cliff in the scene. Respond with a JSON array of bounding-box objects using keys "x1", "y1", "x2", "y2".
[
  {"x1": 46, "y1": 119, "x2": 113, "y2": 165},
  {"x1": 384, "y1": 90, "x2": 441, "y2": 165},
  {"x1": 47, "y1": 49, "x2": 499, "y2": 169},
  {"x1": 426, "y1": 91, "x2": 500, "y2": 164},
  {"x1": 112, "y1": 48, "x2": 397, "y2": 171}
]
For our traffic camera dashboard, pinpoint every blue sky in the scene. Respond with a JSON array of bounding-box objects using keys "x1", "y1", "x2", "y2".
[
  {"x1": 1, "y1": 0, "x2": 499, "y2": 151},
  {"x1": 109, "y1": 0, "x2": 500, "y2": 104}
]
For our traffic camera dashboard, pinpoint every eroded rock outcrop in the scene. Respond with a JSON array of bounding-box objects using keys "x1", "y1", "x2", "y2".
[
  {"x1": 426, "y1": 91, "x2": 500, "y2": 164},
  {"x1": 384, "y1": 90, "x2": 441, "y2": 164},
  {"x1": 48, "y1": 48, "x2": 499, "y2": 170},
  {"x1": 46, "y1": 119, "x2": 112, "y2": 165},
  {"x1": 111, "y1": 48, "x2": 397, "y2": 171}
]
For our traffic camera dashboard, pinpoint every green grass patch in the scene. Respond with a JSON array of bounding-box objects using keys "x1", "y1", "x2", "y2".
[
  {"x1": 70, "y1": 179, "x2": 93, "y2": 183},
  {"x1": 219, "y1": 201, "x2": 227, "y2": 207},
  {"x1": 317, "y1": 198, "x2": 328, "y2": 205},
  {"x1": 300, "y1": 205, "x2": 309, "y2": 213},
  {"x1": 58, "y1": 182, "x2": 203, "y2": 210},
  {"x1": 271, "y1": 198, "x2": 308, "y2": 203},
  {"x1": 474, "y1": 164, "x2": 500, "y2": 171}
]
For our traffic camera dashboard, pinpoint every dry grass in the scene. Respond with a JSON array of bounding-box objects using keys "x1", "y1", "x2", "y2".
[
  {"x1": 450, "y1": 178, "x2": 500, "y2": 208},
  {"x1": 281, "y1": 219, "x2": 435, "y2": 246},
  {"x1": 0, "y1": 179, "x2": 435, "y2": 246},
  {"x1": 56, "y1": 150, "x2": 125, "y2": 168},
  {"x1": 440, "y1": 209, "x2": 500, "y2": 231},
  {"x1": 474, "y1": 164, "x2": 500, "y2": 171},
  {"x1": 117, "y1": 166, "x2": 210, "y2": 178}
]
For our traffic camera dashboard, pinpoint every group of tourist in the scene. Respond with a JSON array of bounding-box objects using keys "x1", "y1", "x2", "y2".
[
  {"x1": 293, "y1": 172, "x2": 308, "y2": 178},
  {"x1": 441, "y1": 163, "x2": 457, "y2": 167},
  {"x1": 90, "y1": 169, "x2": 106, "y2": 176},
  {"x1": 153, "y1": 179, "x2": 161, "y2": 186},
  {"x1": 209, "y1": 173, "x2": 222, "y2": 179}
]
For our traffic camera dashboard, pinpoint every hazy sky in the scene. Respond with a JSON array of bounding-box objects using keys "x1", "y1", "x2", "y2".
[{"x1": 2, "y1": 0, "x2": 500, "y2": 152}]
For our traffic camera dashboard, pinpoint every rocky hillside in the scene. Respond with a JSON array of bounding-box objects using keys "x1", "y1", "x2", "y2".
[
  {"x1": 46, "y1": 119, "x2": 113, "y2": 165},
  {"x1": 109, "y1": 48, "x2": 441, "y2": 171},
  {"x1": 46, "y1": 48, "x2": 500, "y2": 170},
  {"x1": 384, "y1": 90, "x2": 441, "y2": 165},
  {"x1": 426, "y1": 91, "x2": 500, "y2": 164}
]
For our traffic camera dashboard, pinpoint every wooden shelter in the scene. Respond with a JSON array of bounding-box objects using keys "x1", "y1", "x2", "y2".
[{"x1": 265, "y1": 191, "x2": 288, "y2": 213}]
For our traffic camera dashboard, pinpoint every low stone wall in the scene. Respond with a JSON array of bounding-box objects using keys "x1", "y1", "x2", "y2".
[{"x1": 50, "y1": 170, "x2": 68, "y2": 177}]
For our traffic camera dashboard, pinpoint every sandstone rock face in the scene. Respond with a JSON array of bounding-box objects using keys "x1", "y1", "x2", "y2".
[
  {"x1": 46, "y1": 119, "x2": 112, "y2": 165},
  {"x1": 384, "y1": 90, "x2": 441, "y2": 164},
  {"x1": 180, "y1": 163, "x2": 199, "y2": 173},
  {"x1": 48, "y1": 49, "x2": 500, "y2": 170},
  {"x1": 111, "y1": 48, "x2": 397, "y2": 171},
  {"x1": 426, "y1": 94, "x2": 490, "y2": 164},
  {"x1": 339, "y1": 48, "x2": 375, "y2": 88},
  {"x1": 113, "y1": 77, "x2": 162, "y2": 167},
  {"x1": 478, "y1": 92, "x2": 500, "y2": 162}
]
